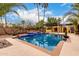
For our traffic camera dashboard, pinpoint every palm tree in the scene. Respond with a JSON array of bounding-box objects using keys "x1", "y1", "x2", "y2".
[
  {"x1": 35, "y1": 20, "x2": 44, "y2": 29},
  {"x1": 64, "y1": 3, "x2": 79, "y2": 34},
  {"x1": 0, "y1": 3, "x2": 27, "y2": 34},
  {"x1": 41, "y1": 3, "x2": 48, "y2": 21},
  {"x1": 34, "y1": 3, "x2": 41, "y2": 22},
  {"x1": 0, "y1": 3, "x2": 20, "y2": 16},
  {"x1": 72, "y1": 3, "x2": 79, "y2": 11},
  {"x1": 21, "y1": 20, "x2": 25, "y2": 28},
  {"x1": 0, "y1": 3, "x2": 27, "y2": 27},
  {"x1": 47, "y1": 17, "x2": 60, "y2": 27},
  {"x1": 68, "y1": 17, "x2": 78, "y2": 34}
]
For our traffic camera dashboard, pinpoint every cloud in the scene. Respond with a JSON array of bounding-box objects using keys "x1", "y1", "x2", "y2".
[
  {"x1": 16, "y1": 8, "x2": 53, "y2": 25},
  {"x1": 60, "y1": 3, "x2": 67, "y2": 7},
  {"x1": 45, "y1": 11, "x2": 53, "y2": 17},
  {"x1": 51, "y1": 16, "x2": 62, "y2": 18},
  {"x1": 17, "y1": 8, "x2": 38, "y2": 24},
  {"x1": 60, "y1": 15, "x2": 70, "y2": 24},
  {"x1": 60, "y1": 3, "x2": 71, "y2": 8}
]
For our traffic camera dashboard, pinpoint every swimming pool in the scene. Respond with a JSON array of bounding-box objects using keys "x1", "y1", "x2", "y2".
[{"x1": 18, "y1": 32, "x2": 63, "y2": 51}]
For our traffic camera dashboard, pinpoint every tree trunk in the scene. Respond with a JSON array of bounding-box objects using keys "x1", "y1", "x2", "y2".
[
  {"x1": 37, "y1": 4, "x2": 39, "y2": 22},
  {"x1": 4, "y1": 15, "x2": 7, "y2": 27},
  {"x1": 43, "y1": 8, "x2": 45, "y2": 21},
  {"x1": 1, "y1": 17, "x2": 8, "y2": 34}
]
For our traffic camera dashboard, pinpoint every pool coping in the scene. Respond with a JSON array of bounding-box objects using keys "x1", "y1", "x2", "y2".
[{"x1": 15, "y1": 38, "x2": 64, "y2": 56}]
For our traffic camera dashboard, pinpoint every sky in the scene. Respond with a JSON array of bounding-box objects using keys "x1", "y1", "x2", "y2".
[
  {"x1": 26, "y1": 3, "x2": 72, "y2": 16},
  {"x1": 3, "y1": 3, "x2": 72, "y2": 25}
]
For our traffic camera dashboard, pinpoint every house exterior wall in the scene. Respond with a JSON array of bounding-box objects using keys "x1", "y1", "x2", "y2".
[{"x1": 46, "y1": 25, "x2": 74, "y2": 33}]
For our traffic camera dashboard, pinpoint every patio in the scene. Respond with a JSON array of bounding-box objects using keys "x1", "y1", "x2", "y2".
[
  {"x1": 0, "y1": 33, "x2": 79, "y2": 56},
  {"x1": 60, "y1": 34, "x2": 79, "y2": 56},
  {"x1": 0, "y1": 35, "x2": 50, "y2": 56}
]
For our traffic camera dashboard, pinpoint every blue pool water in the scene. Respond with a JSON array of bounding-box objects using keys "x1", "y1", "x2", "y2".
[{"x1": 18, "y1": 32, "x2": 63, "y2": 51}]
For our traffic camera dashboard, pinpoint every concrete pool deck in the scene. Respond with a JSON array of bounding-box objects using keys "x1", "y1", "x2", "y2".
[
  {"x1": 60, "y1": 34, "x2": 79, "y2": 56},
  {"x1": 0, "y1": 33, "x2": 79, "y2": 56},
  {"x1": 0, "y1": 35, "x2": 63, "y2": 56},
  {"x1": 0, "y1": 35, "x2": 49, "y2": 56}
]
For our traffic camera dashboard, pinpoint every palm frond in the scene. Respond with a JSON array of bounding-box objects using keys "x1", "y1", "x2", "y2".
[
  {"x1": 10, "y1": 10, "x2": 19, "y2": 16},
  {"x1": 72, "y1": 3, "x2": 79, "y2": 10}
]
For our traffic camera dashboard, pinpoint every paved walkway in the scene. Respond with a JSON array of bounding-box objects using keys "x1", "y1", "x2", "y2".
[
  {"x1": 0, "y1": 34, "x2": 79, "y2": 56},
  {"x1": 60, "y1": 34, "x2": 79, "y2": 56},
  {"x1": 0, "y1": 36, "x2": 49, "y2": 56}
]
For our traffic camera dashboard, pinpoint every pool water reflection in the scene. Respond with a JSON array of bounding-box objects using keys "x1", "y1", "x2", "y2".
[{"x1": 18, "y1": 32, "x2": 63, "y2": 51}]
